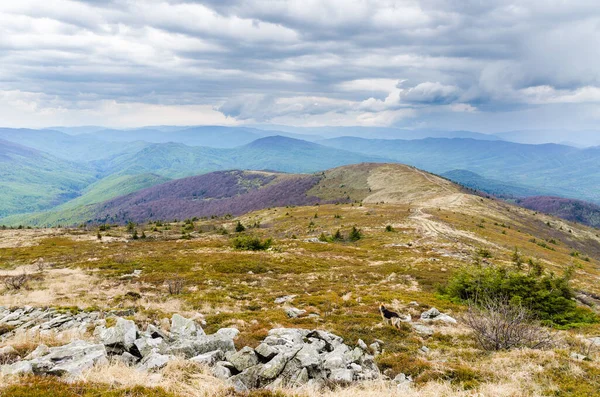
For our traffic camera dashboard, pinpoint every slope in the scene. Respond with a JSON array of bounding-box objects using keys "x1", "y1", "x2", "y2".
[
  {"x1": 85, "y1": 170, "x2": 330, "y2": 224},
  {"x1": 2, "y1": 164, "x2": 600, "y2": 396},
  {"x1": 1, "y1": 173, "x2": 171, "y2": 227},
  {"x1": 514, "y1": 196, "x2": 600, "y2": 229},
  {"x1": 441, "y1": 169, "x2": 553, "y2": 198},
  {"x1": 0, "y1": 139, "x2": 96, "y2": 218}
]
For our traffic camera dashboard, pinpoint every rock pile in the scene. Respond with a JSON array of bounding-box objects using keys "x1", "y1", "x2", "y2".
[
  {"x1": 0, "y1": 311, "x2": 379, "y2": 391},
  {"x1": 0, "y1": 306, "x2": 130, "y2": 341},
  {"x1": 420, "y1": 307, "x2": 457, "y2": 324}
]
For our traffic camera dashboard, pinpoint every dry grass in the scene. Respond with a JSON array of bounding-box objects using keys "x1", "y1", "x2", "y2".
[{"x1": 1, "y1": 174, "x2": 600, "y2": 396}]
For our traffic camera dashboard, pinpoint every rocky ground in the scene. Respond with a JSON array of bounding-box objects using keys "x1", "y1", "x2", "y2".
[{"x1": 0, "y1": 308, "x2": 388, "y2": 392}]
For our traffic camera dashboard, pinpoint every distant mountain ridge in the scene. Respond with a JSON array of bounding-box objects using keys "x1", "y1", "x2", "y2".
[
  {"x1": 441, "y1": 169, "x2": 554, "y2": 198},
  {"x1": 514, "y1": 196, "x2": 600, "y2": 229},
  {"x1": 3, "y1": 128, "x2": 600, "y2": 227},
  {"x1": 5, "y1": 163, "x2": 464, "y2": 226},
  {"x1": 320, "y1": 136, "x2": 600, "y2": 204},
  {"x1": 96, "y1": 136, "x2": 386, "y2": 178}
]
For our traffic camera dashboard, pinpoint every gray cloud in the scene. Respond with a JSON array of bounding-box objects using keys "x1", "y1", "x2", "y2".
[{"x1": 0, "y1": 0, "x2": 599, "y2": 130}]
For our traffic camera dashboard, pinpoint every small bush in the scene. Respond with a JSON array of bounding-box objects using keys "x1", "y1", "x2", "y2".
[
  {"x1": 166, "y1": 278, "x2": 185, "y2": 295},
  {"x1": 385, "y1": 225, "x2": 394, "y2": 232},
  {"x1": 349, "y1": 226, "x2": 362, "y2": 242},
  {"x1": 235, "y1": 221, "x2": 246, "y2": 232},
  {"x1": 231, "y1": 235, "x2": 273, "y2": 251},
  {"x1": 3, "y1": 273, "x2": 29, "y2": 291},
  {"x1": 464, "y1": 297, "x2": 554, "y2": 351},
  {"x1": 332, "y1": 229, "x2": 343, "y2": 241},
  {"x1": 125, "y1": 291, "x2": 142, "y2": 301},
  {"x1": 441, "y1": 265, "x2": 597, "y2": 328}
]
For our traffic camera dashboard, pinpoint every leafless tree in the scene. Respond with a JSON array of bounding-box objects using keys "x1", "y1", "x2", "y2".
[
  {"x1": 463, "y1": 297, "x2": 554, "y2": 351},
  {"x1": 166, "y1": 278, "x2": 185, "y2": 295}
]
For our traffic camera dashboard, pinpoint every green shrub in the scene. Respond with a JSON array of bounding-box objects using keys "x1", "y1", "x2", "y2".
[
  {"x1": 349, "y1": 226, "x2": 362, "y2": 242},
  {"x1": 235, "y1": 221, "x2": 246, "y2": 232},
  {"x1": 440, "y1": 265, "x2": 597, "y2": 328},
  {"x1": 231, "y1": 235, "x2": 273, "y2": 251}
]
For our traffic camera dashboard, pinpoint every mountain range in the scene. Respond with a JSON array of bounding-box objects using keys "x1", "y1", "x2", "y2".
[{"x1": 2, "y1": 126, "x2": 600, "y2": 228}]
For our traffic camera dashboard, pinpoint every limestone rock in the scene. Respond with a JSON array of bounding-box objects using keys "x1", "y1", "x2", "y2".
[
  {"x1": 285, "y1": 307, "x2": 306, "y2": 318},
  {"x1": 227, "y1": 346, "x2": 259, "y2": 372},
  {"x1": 1, "y1": 361, "x2": 33, "y2": 376},
  {"x1": 0, "y1": 345, "x2": 17, "y2": 357},
  {"x1": 189, "y1": 350, "x2": 223, "y2": 366},
  {"x1": 30, "y1": 340, "x2": 108, "y2": 377},
  {"x1": 212, "y1": 361, "x2": 232, "y2": 379},
  {"x1": 134, "y1": 336, "x2": 166, "y2": 358},
  {"x1": 412, "y1": 323, "x2": 434, "y2": 336},
  {"x1": 255, "y1": 343, "x2": 278, "y2": 360},
  {"x1": 170, "y1": 314, "x2": 204, "y2": 339},
  {"x1": 95, "y1": 318, "x2": 137, "y2": 351},
  {"x1": 117, "y1": 352, "x2": 139, "y2": 366},
  {"x1": 137, "y1": 351, "x2": 173, "y2": 371},
  {"x1": 330, "y1": 368, "x2": 354, "y2": 383},
  {"x1": 274, "y1": 295, "x2": 296, "y2": 304},
  {"x1": 25, "y1": 344, "x2": 49, "y2": 360}
]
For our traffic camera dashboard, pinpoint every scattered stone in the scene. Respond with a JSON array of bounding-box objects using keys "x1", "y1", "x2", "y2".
[
  {"x1": 1, "y1": 309, "x2": 383, "y2": 390},
  {"x1": 95, "y1": 318, "x2": 137, "y2": 352},
  {"x1": 170, "y1": 314, "x2": 204, "y2": 339},
  {"x1": 284, "y1": 307, "x2": 306, "y2": 318},
  {"x1": 1, "y1": 361, "x2": 33, "y2": 376},
  {"x1": 138, "y1": 351, "x2": 173, "y2": 371},
  {"x1": 420, "y1": 346, "x2": 430, "y2": 353},
  {"x1": 420, "y1": 307, "x2": 441, "y2": 319},
  {"x1": 0, "y1": 345, "x2": 17, "y2": 357},
  {"x1": 227, "y1": 346, "x2": 259, "y2": 372},
  {"x1": 255, "y1": 343, "x2": 278, "y2": 360},
  {"x1": 394, "y1": 373, "x2": 413, "y2": 384},
  {"x1": 570, "y1": 352, "x2": 587, "y2": 361},
  {"x1": 29, "y1": 340, "x2": 108, "y2": 377},
  {"x1": 330, "y1": 368, "x2": 354, "y2": 383},
  {"x1": 117, "y1": 352, "x2": 138, "y2": 366},
  {"x1": 213, "y1": 361, "x2": 232, "y2": 379},
  {"x1": 274, "y1": 295, "x2": 296, "y2": 304},
  {"x1": 133, "y1": 336, "x2": 165, "y2": 358},
  {"x1": 369, "y1": 342, "x2": 381, "y2": 356},
  {"x1": 357, "y1": 339, "x2": 368, "y2": 351},
  {"x1": 295, "y1": 343, "x2": 321, "y2": 368},
  {"x1": 420, "y1": 307, "x2": 457, "y2": 324},
  {"x1": 215, "y1": 328, "x2": 239, "y2": 339},
  {"x1": 412, "y1": 324, "x2": 434, "y2": 336},
  {"x1": 24, "y1": 344, "x2": 49, "y2": 360},
  {"x1": 190, "y1": 350, "x2": 224, "y2": 366}
]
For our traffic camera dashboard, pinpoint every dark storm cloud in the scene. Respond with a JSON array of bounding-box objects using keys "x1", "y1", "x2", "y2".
[{"x1": 0, "y1": 0, "x2": 599, "y2": 129}]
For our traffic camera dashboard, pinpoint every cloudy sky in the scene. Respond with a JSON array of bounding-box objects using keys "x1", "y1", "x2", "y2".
[{"x1": 1, "y1": 0, "x2": 600, "y2": 131}]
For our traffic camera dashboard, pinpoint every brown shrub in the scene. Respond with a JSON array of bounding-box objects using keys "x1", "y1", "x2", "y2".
[
  {"x1": 463, "y1": 298, "x2": 554, "y2": 351},
  {"x1": 3, "y1": 273, "x2": 29, "y2": 291},
  {"x1": 166, "y1": 278, "x2": 185, "y2": 295}
]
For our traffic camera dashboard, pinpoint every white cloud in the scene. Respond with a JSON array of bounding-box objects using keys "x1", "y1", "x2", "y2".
[
  {"x1": 0, "y1": 90, "x2": 235, "y2": 128},
  {"x1": 0, "y1": 0, "x2": 599, "y2": 130}
]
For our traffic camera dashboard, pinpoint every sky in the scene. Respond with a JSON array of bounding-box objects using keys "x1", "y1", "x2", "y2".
[{"x1": 1, "y1": 0, "x2": 600, "y2": 132}]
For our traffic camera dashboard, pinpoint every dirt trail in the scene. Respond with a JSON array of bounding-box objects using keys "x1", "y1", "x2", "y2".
[{"x1": 409, "y1": 207, "x2": 492, "y2": 246}]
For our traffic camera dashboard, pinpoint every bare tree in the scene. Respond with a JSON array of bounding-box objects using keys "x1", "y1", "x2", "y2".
[
  {"x1": 166, "y1": 278, "x2": 185, "y2": 295},
  {"x1": 463, "y1": 297, "x2": 554, "y2": 351}
]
